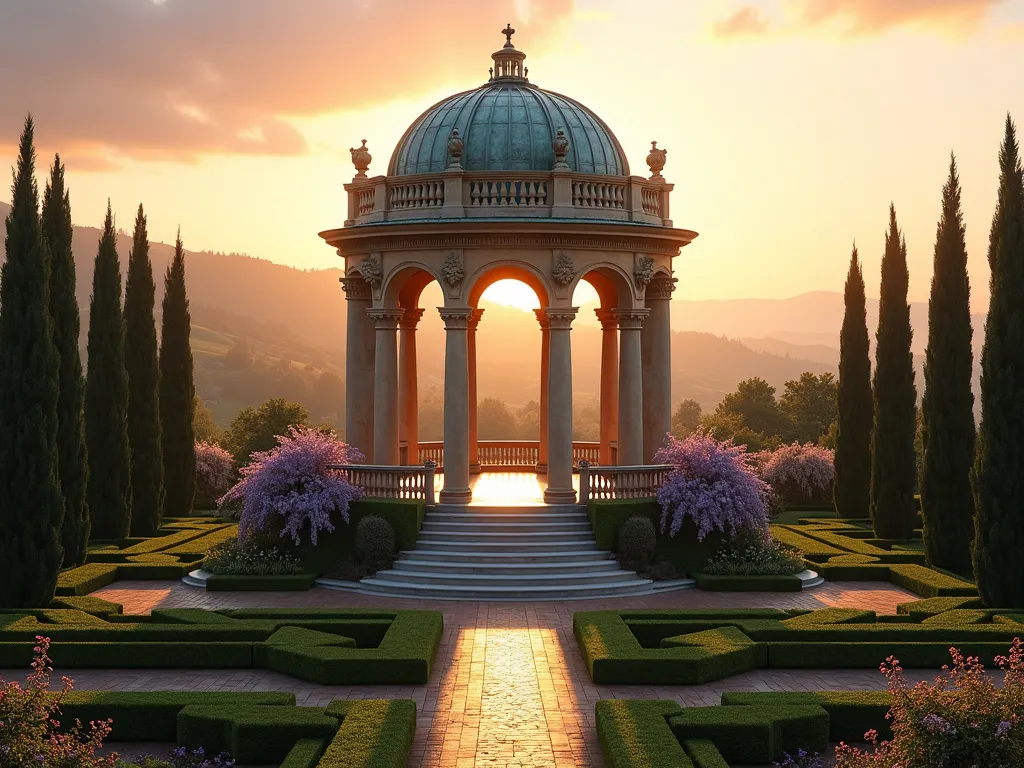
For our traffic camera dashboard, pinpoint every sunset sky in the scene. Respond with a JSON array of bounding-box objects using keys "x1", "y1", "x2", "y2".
[{"x1": 2, "y1": 0, "x2": 1023, "y2": 313}]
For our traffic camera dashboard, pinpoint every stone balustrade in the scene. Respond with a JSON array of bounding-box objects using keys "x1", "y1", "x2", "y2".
[
  {"x1": 578, "y1": 463, "x2": 672, "y2": 504},
  {"x1": 345, "y1": 170, "x2": 672, "y2": 227},
  {"x1": 412, "y1": 440, "x2": 601, "y2": 472},
  {"x1": 330, "y1": 463, "x2": 437, "y2": 506}
]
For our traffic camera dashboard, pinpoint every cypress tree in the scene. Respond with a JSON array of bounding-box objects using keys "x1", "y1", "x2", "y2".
[
  {"x1": 160, "y1": 231, "x2": 196, "y2": 517},
  {"x1": 41, "y1": 154, "x2": 90, "y2": 566},
  {"x1": 921, "y1": 155, "x2": 975, "y2": 576},
  {"x1": 124, "y1": 204, "x2": 165, "y2": 536},
  {"x1": 972, "y1": 115, "x2": 1024, "y2": 607},
  {"x1": 870, "y1": 205, "x2": 918, "y2": 539},
  {"x1": 86, "y1": 203, "x2": 133, "y2": 540},
  {"x1": 833, "y1": 246, "x2": 873, "y2": 518},
  {"x1": 0, "y1": 116, "x2": 65, "y2": 607}
]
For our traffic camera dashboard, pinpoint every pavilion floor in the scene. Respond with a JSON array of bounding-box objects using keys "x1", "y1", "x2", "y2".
[{"x1": 436, "y1": 471, "x2": 582, "y2": 506}]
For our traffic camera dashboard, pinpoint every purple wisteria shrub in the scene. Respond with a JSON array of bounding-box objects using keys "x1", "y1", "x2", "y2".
[
  {"x1": 754, "y1": 442, "x2": 835, "y2": 506},
  {"x1": 195, "y1": 440, "x2": 235, "y2": 506},
  {"x1": 654, "y1": 431, "x2": 771, "y2": 540},
  {"x1": 835, "y1": 639, "x2": 1024, "y2": 767},
  {"x1": 220, "y1": 426, "x2": 363, "y2": 546},
  {"x1": 0, "y1": 636, "x2": 115, "y2": 767}
]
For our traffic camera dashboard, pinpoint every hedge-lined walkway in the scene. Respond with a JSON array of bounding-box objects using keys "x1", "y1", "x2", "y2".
[{"x1": 17, "y1": 581, "x2": 924, "y2": 768}]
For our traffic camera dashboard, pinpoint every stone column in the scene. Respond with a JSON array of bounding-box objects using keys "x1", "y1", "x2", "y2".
[
  {"x1": 398, "y1": 308, "x2": 424, "y2": 465},
  {"x1": 533, "y1": 309, "x2": 550, "y2": 474},
  {"x1": 468, "y1": 308, "x2": 484, "y2": 475},
  {"x1": 642, "y1": 276, "x2": 676, "y2": 462},
  {"x1": 543, "y1": 308, "x2": 578, "y2": 504},
  {"x1": 439, "y1": 307, "x2": 474, "y2": 504},
  {"x1": 341, "y1": 277, "x2": 374, "y2": 462},
  {"x1": 369, "y1": 308, "x2": 404, "y2": 465},
  {"x1": 595, "y1": 308, "x2": 619, "y2": 465},
  {"x1": 615, "y1": 308, "x2": 650, "y2": 466}
]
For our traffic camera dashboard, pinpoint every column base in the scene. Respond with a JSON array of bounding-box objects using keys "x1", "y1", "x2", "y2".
[
  {"x1": 543, "y1": 487, "x2": 577, "y2": 504},
  {"x1": 469, "y1": 463, "x2": 482, "y2": 476},
  {"x1": 534, "y1": 463, "x2": 548, "y2": 475},
  {"x1": 439, "y1": 487, "x2": 473, "y2": 505}
]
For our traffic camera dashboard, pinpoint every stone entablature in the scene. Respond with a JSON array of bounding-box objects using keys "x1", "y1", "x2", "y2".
[{"x1": 343, "y1": 169, "x2": 673, "y2": 228}]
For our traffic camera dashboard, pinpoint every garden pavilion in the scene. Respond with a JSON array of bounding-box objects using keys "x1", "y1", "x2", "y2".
[{"x1": 320, "y1": 26, "x2": 697, "y2": 506}]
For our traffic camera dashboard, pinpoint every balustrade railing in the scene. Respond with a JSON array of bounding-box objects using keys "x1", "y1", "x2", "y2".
[
  {"x1": 345, "y1": 171, "x2": 670, "y2": 226},
  {"x1": 578, "y1": 463, "x2": 672, "y2": 504},
  {"x1": 469, "y1": 179, "x2": 548, "y2": 207},
  {"x1": 572, "y1": 180, "x2": 626, "y2": 209},
  {"x1": 412, "y1": 440, "x2": 601, "y2": 472},
  {"x1": 572, "y1": 442, "x2": 601, "y2": 465},
  {"x1": 389, "y1": 180, "x2": 444, "y2": 209},
  {"x1": 329, "y1": 463, "x2": 436, "y2": 506},
  {"x1": 418, "y1": 441, "x2": 444, "y2": 468}
]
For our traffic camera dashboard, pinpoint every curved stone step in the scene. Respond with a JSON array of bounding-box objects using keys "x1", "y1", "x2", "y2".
[
  {"x1": 374, "y1": 568, "x2": 640, "y2": 588},
  {"x1": 427, "y1": 512, "x2": 590, "y2": 525},
  {"x1": 413, "y1": 537, "x2": 600, "y2": 551},
  {"x1": 422, "y1": 520, "x2": 593, "y2": 534},
  {"x1": 393, "y1": 558, "x2": 622, "y2": 574},
  {"x1": 417, "y1": 530, "x2": 597, "y2": 544},
  {"x1": 403, "y1": 548, "x2": 612, "y2": 564},
  {"x1": 351, "y1": 576, "x2": 656, "y2": 601}
]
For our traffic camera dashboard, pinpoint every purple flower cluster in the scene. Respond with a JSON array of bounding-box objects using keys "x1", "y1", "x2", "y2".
[
  {"x1": 654, "y1": 431, "x2": 771, "y2": 540},
  {"x1": 220, "y1": 426, "x2": 364, "y2": 546},
  {"x1": 195, "y1": 440, "x2": 235, "y2": 500},
  {"x1": 753, "y1": 442, "x2": 835, "y2": 503}
]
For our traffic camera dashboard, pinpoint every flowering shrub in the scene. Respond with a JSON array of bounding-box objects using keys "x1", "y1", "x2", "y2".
[
  {"x1": 195, "y1": 441, "x2": 235, "y2": 506},
  {"x1": 203, "y1": 535, "x2": 305, "y2": 576},
  {"x1": 754, "y1": 442, "x2": 835, "y2": 506},
  {"x1": 0, "y1": 636, "x2": 115, "y2": 767},
  {"x1": 835, "y1": 638, "x2": 1024, "y2": 767},
  {"x1": 220, "y1": 426, "x2": 363, "y2": 546},
  {"x1": 775, "y1": 750, "x2": 824, "y2": 768},
  {"x1": 117, "y1": 747, "x2": 235, "y2": 768},
  {"x1": 703, "y1": 537, "x2": 805, "y2": 576},
  {"x1": 654, "y1": 431, "x2": 771, "y2": 540}
]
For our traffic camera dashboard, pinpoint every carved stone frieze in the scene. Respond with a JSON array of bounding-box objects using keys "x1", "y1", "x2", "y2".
[
  {"x1": 552, "y1": 251, "x2": 575, "y2": 286},
  {"x1": 357, "y1": 254, "x2": 383, "y2": 288},
  {"x1": 443, "y1": 251, "x2": 465, "y2": 287},
  {"x1": 334, "y1": 233, "x2": 684, "y2": 257},
  {"x1": 634, "y1": 254, "x2": 656, "y2": 287}
]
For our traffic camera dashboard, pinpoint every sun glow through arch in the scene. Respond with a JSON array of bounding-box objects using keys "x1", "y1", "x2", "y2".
[{"x1": 480, "y1": 278, "x2": 600, "y2": 312}]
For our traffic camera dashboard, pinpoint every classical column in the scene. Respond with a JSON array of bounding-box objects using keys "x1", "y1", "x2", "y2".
[
  {"x1": 468, "y1": 308, "x2": 484, "y2": 475},
  {"x1": 533, "y1": 309, "x2": 550, "y2": 474},
  {"x1": 595, "y1": 308, "x2": 619, "y2": 465},
  {"x1": 342, "y1": 277, "x2": 374, "y2": 461},
  {"x1": 543, "y1": 308, "x2": 578, "y2": 504},
  {"x1": 439, "y1": 307, "x2": 474, "y2": 504},
  {"x1": 642, "y1": 276, "x2": 676, "y2": 462},
  {"x1": 398, "y1": 308, "x2": 424, "y2": 465},
  {"x1": 369, "y1": 308, "x2": 404, "y2": 465},
  {"x1": 615, "y1": 308, "x2": 649, "y2": 466}
]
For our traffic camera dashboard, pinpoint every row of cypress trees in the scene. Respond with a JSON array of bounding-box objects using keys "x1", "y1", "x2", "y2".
[
  {"x1": 834, "y1": 115, "x2": 1024, "y2": 608},
  {"x1": 0, "y1": 117, "x2": 196, "y2": 608}
]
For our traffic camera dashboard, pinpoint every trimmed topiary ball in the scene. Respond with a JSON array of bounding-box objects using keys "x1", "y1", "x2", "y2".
[
  {"x1": 617, "y1": 515, "x2": 656, "y2": 569},
  {"x1": 355, "y1": 515, "x2": 396, "y2": 569}
]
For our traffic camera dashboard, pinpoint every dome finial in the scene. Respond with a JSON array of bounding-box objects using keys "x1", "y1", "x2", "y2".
[{"x1": 502, "y1": 23, "x2": 516, "y2": 48}]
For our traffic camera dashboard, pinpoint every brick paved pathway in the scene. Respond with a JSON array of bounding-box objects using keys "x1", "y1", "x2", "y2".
[{"x1": 9, "y1": 581, "x2": 930, "y2": 767}]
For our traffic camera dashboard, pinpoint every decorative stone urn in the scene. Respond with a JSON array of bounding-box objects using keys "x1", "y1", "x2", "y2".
[
  {"x1": 447, "y1": 128, "x2": 464, "y2": 168},
  {"x1": 551, "y1": 128, "x2": 570, "y2": 169},
  {"x1": 646, "y1": 141, "x2": 667, "y2": 181},
  {"x1": 350, "y1": 139, "x2": 372, "y2": 178}
]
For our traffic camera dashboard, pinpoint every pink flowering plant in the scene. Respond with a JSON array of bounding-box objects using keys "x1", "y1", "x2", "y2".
[
  {"x1": 0, "y1": 636, "x2": 116, "y2": 767},
  {"x1": 219, "y1": 425, "x2": 363, "y2": 546},
  {"x1": 754, "y1": 442, "x2": 835, "y2": 506},
  {"x1": 654, "y1": 431, "x2": 771, "y2": 540},
  {"x1": 835, "y1": 638, "x2": 1024, "y2": 767},
  {"x1": 195, "y1": 440, "x2": 235, "y2": 506}
]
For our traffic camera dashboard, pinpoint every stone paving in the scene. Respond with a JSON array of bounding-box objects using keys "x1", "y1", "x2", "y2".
[{"x1": 6, "y1": 580, "x2": 936, "y2": 767}]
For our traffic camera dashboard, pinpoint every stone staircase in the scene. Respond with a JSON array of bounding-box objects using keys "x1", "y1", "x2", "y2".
[{"x1": 347, "y1": 504, "x2": 660, "y2": 600}]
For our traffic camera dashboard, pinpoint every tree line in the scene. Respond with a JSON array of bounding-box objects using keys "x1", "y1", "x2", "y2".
[
  {"x1": 833, "y1": 117, "x2": 1024, "y2": 608},
  {"x1": 0, "y1": 117, "x2": 197, "y2": 608}
]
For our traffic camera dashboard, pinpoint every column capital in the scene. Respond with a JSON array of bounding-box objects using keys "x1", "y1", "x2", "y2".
[
  {"x1": 468, "y1": 308, "x2": 485, "y2": 331},
  {"x1": 540, "y1": 307, "x2": 579, "y2": 330},
  {"x1": 646, "y1": 276, "x2": 677, "y2": 301},
  {"x1": 533, "y1": 308, "x2": 550, "y2": 331},
  {"x1": 367, "y1": 307, "x2": 405, "y2": 330},
  {"x1": 613, "y1": 308, "x2": 651, "y2": 330},
  {"x1": 340, "y1": 276, "x2": 372, "y2": 301},
  {"x1": 594, "y1": 307, "x2": 618, "y2": 329},
  {"x1": 437, "y1": 306, "x2": 474, "y2": 330},
  {"x1": 398, "y1": 307, "x2": 425, "y2": 330}
]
